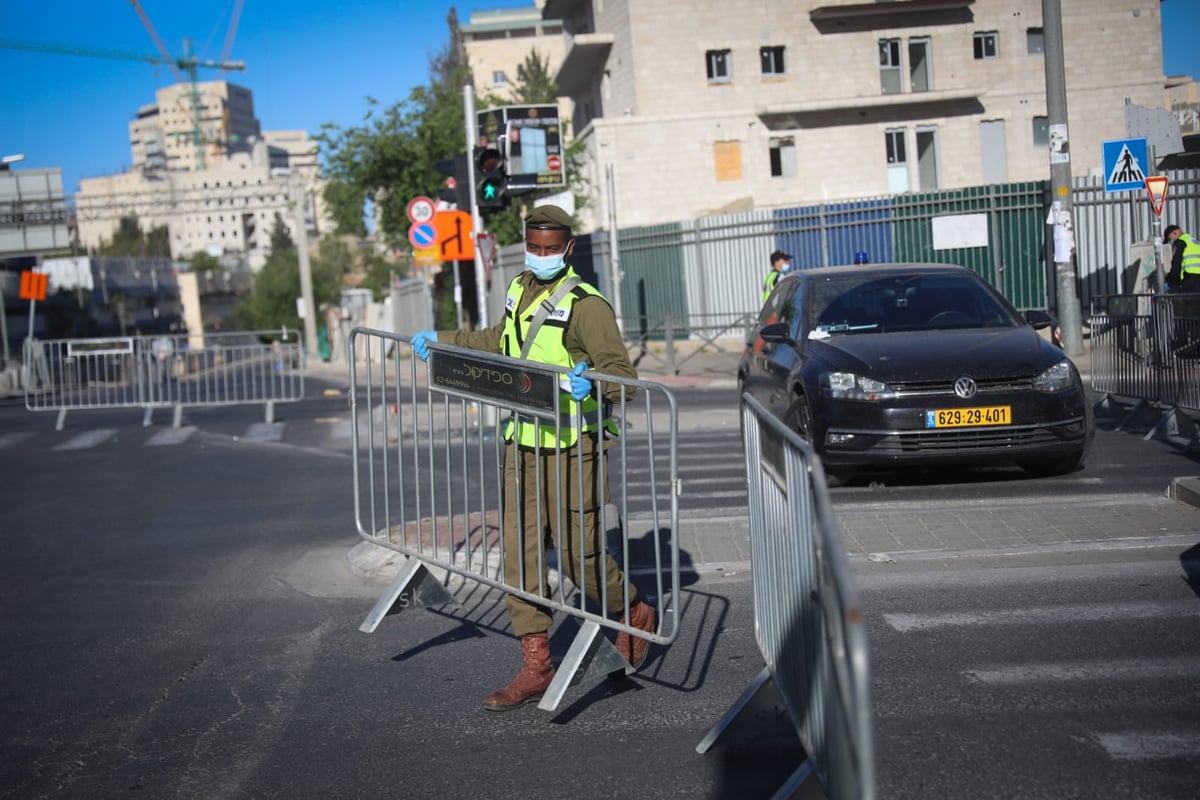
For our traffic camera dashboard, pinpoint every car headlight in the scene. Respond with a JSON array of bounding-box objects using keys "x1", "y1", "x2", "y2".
[
  {"x1": 821, "y1": 371, "x2": 896, "y2": 400},
  {"x1": 1033, "y1": 359, "x2": 1075, "y2": 393}
]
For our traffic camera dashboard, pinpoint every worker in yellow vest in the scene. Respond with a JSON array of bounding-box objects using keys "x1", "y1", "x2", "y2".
[
  {"x1": 762, "y1": 249, "x2": 792, "y2": 302},
  {"x1": 410, "y1": 204, "x2": 657, "y2": 711},
  {"x1": 1164, "y1": 225, "x2": 1200, "y2": 292}
]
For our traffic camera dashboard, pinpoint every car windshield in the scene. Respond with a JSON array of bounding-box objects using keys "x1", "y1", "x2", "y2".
[{"x1": 809, "y1": 272, "x2": 1018, "y2": 335}]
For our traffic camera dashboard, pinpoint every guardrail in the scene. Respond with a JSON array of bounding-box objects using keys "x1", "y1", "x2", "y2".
[
  {"x1": 618, "y1": 312, "x2": 756, "y2": 375},
  {"x1": 24, "y1": 328, "x2": 304, "y2": 430},
  {"x1": 697, "y1": 393, "x2": 875, "y2": 800},
  {"x1": 349, "y1": 327, "x2": 681, "y2": 712},
  {"x1": 1089, "y1": 294, "x2": 1200, "y2": 444}
]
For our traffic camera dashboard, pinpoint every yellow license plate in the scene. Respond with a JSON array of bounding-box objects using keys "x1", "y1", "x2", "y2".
[{"x1": 925, "y1": 406, "x2": 1011, "y2": 428}]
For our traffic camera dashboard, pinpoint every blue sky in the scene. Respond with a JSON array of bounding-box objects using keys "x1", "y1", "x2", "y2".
[{"x1": 3, "y1": 0, "x2": 1199, "y2": 194}]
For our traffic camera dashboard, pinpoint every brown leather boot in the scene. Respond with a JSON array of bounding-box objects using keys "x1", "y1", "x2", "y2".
[
  {"x1": 614, "y1": 600, "x2": 656, "y2": 670},
  {"x1": 482, "y1": 632, "x2": 555, "y2": 712}
]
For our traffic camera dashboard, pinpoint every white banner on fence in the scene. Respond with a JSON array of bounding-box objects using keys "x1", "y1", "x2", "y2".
[{"x1": 932, "y1": 213, "x2": 989, "y2": 250}]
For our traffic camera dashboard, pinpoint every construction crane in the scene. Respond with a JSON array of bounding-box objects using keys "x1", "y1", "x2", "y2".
[{"x1": 0, "y1": 3, "x2": 245, "y2": 172}]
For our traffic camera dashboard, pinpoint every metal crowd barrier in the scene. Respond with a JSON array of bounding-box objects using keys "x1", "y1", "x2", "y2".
[
  {"x1": 24, "y1": 328, "x2": 304, "y2": 430},
  {"x1": 697, "y1": 393, "x2": 875, "y2": 800},
  {"x1": 619, "y1": 312, "x2": 756, "y2": 375},
  {"x1": 349, "y1": 327, "x2": 680, "y2": 712},
  {"x1": 1089, "y1": 294, "x2": 1200, "y2": 444}
]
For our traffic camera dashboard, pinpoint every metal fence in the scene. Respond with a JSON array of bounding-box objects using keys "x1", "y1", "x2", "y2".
[
  {"x1": 1088, "y1": 293, "x2": 1200, "y2": 429},
  {"x1": 349, "y1": 327, "x2": 681, "y2": 712},
  {"x1": 698, "y1": 393, "x2": 875, "y2": 800},
  {"x1": 24, "y1": 328, "x2": 304, "y2": 429}
]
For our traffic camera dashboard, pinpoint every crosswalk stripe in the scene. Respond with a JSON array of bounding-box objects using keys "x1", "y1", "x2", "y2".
[
  {"x1": 145, "y1": 426, "x2": 197, "y2": 446},
  {"x1": 964, "y1": 657, "x2": 1196, "y2": 685},
  {"x1": 52, "y1": 429, "x2": 117, "y2": 451},
  {"x1": 240, "y1": 422, "x2": 285, "y2": 442},
  {"x1": 884, "y1": 600, "x2": 1200, "y2": 632},
  {"x1": 1096, "y1": 732, "x2": 1200, "y2": 761},
  {"x1": 0, "y1": 432, "x2": 35, "y2": 449}
]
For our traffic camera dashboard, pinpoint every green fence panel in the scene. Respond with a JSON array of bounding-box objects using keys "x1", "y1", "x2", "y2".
[
  {"x1": 891, "y1": 181, "x2": 1047, "y2": 309},
  {"x1": 616, "y1": 221, "x2": 690, "y2": 339}
]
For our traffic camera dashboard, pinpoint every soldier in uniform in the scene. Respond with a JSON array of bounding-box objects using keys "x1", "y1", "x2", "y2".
[{"x1": 411, "y1": 204, "x2": 657, "y2": 711}]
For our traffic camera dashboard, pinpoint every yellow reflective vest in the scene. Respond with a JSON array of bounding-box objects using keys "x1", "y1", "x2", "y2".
[
  {"x1": 500, "y1": 268, "x2": 619, "y2": 448},
  {"x1": 1179, "y1": 233, "x2": 1200, "y2": 285},
  {"x1": 762, "y1": 269, "x2": 780, "y2": 302}
]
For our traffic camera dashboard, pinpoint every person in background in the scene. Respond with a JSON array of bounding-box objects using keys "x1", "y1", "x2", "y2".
[
  {"x1": 1163, "y1": 224, "x2": 1200, "y2": 358},
  {"x1": 410, "y1": 204, "x2": 657, "y2": 712},
  {"x1": 762, "y1": 249, "x2": 792, "y2": 301},
  {"x1": 1164, "y1": 225, "x2": 1200, "y2": 293}
]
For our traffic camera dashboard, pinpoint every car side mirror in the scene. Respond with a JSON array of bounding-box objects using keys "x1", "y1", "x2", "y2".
[
  {"x1": 1024, "y1": 309, "x2": 1054, "y2": 331},
  {"x1": 759, "y1": 322, "x2": 791, "y2": 344}
]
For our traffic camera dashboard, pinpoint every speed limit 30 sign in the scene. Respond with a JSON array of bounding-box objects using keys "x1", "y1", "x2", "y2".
[{"x1": 407, "y1": 196, "x2": 436, "y2": 225}]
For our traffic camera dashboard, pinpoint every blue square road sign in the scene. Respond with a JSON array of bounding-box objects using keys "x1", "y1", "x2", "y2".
[{"x1": 1103, "y1": 138, "x2": 1149, "y2": 192}]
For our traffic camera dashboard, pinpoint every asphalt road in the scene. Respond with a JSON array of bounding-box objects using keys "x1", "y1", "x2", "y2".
[{"x1": 1, "y1": 372, "x2": 1198, "y2": 798}]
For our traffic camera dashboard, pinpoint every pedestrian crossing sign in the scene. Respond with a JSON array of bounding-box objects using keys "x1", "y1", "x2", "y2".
[{"x1": 1102, "y1": 137, "x2": 1149, "y2": 192}]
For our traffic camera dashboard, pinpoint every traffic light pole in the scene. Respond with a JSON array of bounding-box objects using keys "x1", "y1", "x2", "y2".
[
  {"x1": 1042, "y1": 0, "x2": 1082, "y2": 357},
  {"x1": 463, "y1": 85, "x2": 489, "y2": 330}
]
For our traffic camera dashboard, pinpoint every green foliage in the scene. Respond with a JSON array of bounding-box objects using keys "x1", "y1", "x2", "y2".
[
  {"x1": 235, "y1": 226, "x2": 343, "y2": 332},
  {"x1": 188, "y1": 251, "x2": 223, "y2": 273},
  {"x1": 316, "y1": 8, "x2": 473, "y2": 250},
  {"x1": 358, "y1": 252, "x2": 408, "y2": 301},
  {"x1": 96, "y1": 215, "x2": 172, "y2": 258},
  {"x1": 515, "y1": 49, "x2": 556, "y2": 104}
]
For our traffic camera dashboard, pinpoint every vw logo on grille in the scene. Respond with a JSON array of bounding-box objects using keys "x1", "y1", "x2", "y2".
[{"x1": 954, "y1": 377, "x2": 978, "y2": 399}]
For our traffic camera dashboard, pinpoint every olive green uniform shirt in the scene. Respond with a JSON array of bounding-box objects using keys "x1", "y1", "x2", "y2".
[{"x1": 440, "y1": 269, "x2": 637, "y2": 404}]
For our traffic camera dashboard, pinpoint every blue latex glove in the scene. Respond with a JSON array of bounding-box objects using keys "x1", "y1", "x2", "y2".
[
  {"x1": 411, "y1": 330, "x2": 437, "y2": 361},
  {"x1": 568, "y1": 362, "x2": 593, "y2": 401}
]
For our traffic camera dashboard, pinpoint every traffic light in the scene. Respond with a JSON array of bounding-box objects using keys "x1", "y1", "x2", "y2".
[{"x1": 474, "y1": 144, "x2": 507, "y2": 210}]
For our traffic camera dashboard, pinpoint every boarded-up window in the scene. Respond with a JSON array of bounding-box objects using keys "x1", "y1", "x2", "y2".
[{"x1": 714, "y1": 141, "x2": 742, "y2": 181}]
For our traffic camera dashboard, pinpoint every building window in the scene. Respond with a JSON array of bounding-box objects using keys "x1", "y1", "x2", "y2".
[
  {"x1": 916, "y1": 127, "x2": 940, "y2": 190},
  {"x1": 879, "y1": 39, "x2": 901, "y2": 94},
  {"x1": 769, "y1": 138, "x2": 796, "y2": 178},
  {"x1": 492, "y1": 70, "x2": 508, "y2": 87},
  {"x1": 1032, "y1": 116, "x2": 1049, "y2": 147},
  {"x1": 1026, "y1": 28, "x2": 1044, "y2": 54},
  {"x1": 760, "y1": 46, "x2": 786, "y2": 76},
  {"x1": 909, "y1": 37, "x2": 932, "y2": 92},
  {"x1": 974, "y1": 32, "x2": 998, "y2": 60},
  {"x1": 706, "y1": 49, "x2": 732, "y2": 83},
  {"x1": 886, "y1": 129, "x2": 909, "y2": 194}
]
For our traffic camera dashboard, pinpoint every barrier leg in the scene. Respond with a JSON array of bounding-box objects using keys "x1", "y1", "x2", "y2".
[
  {"x1": 265, "y1": 400, "x2": 275, "y2": 424},
  {"x1": 696, "y1": 666, "x2": 773, "y2": 754},
  {"x1": 173, "y1": 405, "x2": 184, "y2": 429},
  {"x1": 55, "y1": 408, "x2": 67, "y2": 432},
  {"x1": 359, "y1": 556, "x2": 457, "y2": 633},
  {"x1": 536, "y1": 618, "x2": 630, "y2": 713},
  {"x1": 143, "y1": 407, "x2": 154, "y2": 427}
]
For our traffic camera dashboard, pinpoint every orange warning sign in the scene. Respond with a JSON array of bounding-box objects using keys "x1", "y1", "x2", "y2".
[
  {"x1": 434, "y1": 210, "x2": 475, "y2": 261},
  {"x1": 1144, "y1": 175, "x2": 1169, "y2": 218},
  {"x1": 19, "y1": 270, "x2": 47, "y2": 301}
]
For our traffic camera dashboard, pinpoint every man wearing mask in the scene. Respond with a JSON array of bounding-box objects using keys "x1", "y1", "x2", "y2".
[
  {"x1": 762, "y1": 249, "x2": 792, "y2": 302},
  {"x1": 410, "y1": 204, "x2": 657, "y2": 711}
]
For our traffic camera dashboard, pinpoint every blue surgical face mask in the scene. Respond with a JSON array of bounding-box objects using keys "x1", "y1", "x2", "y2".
[{"x1": 526, "y1": 251, "x2": 567, "y2": 280}]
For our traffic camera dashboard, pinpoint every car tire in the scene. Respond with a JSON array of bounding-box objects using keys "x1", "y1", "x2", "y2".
[{"x1": 784, "y1": 396, "x2": 854, "y2": 488}]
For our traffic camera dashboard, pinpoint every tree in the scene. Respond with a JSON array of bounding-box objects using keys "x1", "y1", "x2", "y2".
[
  {"x1": 96, "y1": 215, "x2": 173, "y2": 258},
  {"x1": 235, "y1": 221, "x2": 342, "y2": 334},
  {"x1": 188, "y1": 251, "x2": 223, "y2": 273},
  {"x1": 317, "y1": 9, "x2": 473, "y2": 249}
]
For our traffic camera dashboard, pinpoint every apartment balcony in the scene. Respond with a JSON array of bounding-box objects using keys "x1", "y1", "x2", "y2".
[
  {"x1": 811, "y1": 0, "x2": 975, "y2": 33},
  {"x1": 553, "y1": 31, "x2": 614, "y2": 97},
  {"x1": 758, "y1": 87, "x2": 982, "y2": 130}
]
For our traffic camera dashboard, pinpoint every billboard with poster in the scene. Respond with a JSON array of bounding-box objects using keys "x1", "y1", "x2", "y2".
[{"x1": 477, "y1": 104, "x2": 566, "y2": 191}]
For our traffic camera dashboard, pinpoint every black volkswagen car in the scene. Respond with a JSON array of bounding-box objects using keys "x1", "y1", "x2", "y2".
[{"x1": 739, "y1": 263, "x2": 1094, "y2": 486}]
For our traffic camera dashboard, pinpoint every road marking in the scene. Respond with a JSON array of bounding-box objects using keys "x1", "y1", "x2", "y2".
[
  {"x1": 240, "y1": 422, "x2": 285, "y2": 442},
  {"x1": 52, "y1": 429, "x2": 117, "y2": 450},
  {"x1": 885, "y1": 600, "x2": 1200, "y2": 632},
  {"x1": 0, "y1": 432, "x2": 35, "y2": 449},
  {"x1": 1096, "y1": 732, "x2": 1200, "y2": 761},
  {"x1": 145, "y1": 426, "x2": 197, "y2": 446},
  {"x1": 964, "y1": 656, "x2": 1196, "y2": 685}
]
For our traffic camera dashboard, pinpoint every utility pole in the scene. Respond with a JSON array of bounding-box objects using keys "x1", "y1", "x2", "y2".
[
  {"x1": 290, "y1": 175, "x2": 318, "y2": 359},
  {"x1": 464, "y1": 85, "x2": 488, "y2": 329},
  {"x1": 1042, "y1": 0, "x2": 1083, "y2": 356},
  {"x1": 606, "y1": 162, "x2": 623, "y2": 334}
]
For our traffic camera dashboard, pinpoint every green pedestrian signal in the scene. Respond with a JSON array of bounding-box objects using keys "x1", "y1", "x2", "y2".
[{"x1": 474, "y1": 145, "x2": 508, "y2": 210}]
